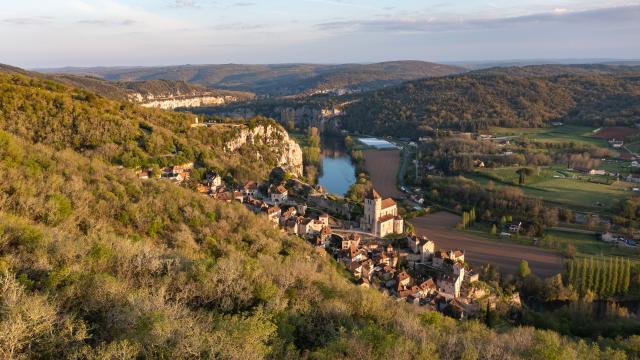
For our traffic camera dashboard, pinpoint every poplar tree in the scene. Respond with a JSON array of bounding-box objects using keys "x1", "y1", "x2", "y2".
[
  {"x1": 580, "y1": 257, "x2": 588, "y2": 293},
  {"x1": 588, "y1": 256, "x2": 595, "y2": 291},
  {"x1": 600, "y1": 257, "x2": 610, "y2": 296},
  {"x1": 612, "y1": 257, "x2": 621, "y2": 295},
  {"x1": 622, "y1": 258, "x2": 631, "y2": 295},
  {"x1": 608, "y1": 257, "x2": 616, "y2": 296},
  {"x1": 567, "y1": 260, "x2": 575, "y2": 286},
  {"x1": 593, "y1": 257, "x2": 601, "y2": 296}
]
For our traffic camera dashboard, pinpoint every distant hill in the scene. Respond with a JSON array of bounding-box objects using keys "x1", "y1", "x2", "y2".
[
  {"x1": 37, "y1": 61, "x2": 465, "y2": 96},
  {"x1": 471, "y1": 64, "x2": 640, "y2": 77},
  {"x1": 338, "y1": 65, "x2": 640, "y2": 137}
]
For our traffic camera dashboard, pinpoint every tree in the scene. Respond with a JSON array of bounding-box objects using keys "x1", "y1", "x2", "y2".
[
  {"x1": 490, "y1": 224, "x2": 497, "y2": 236},
  {"x1": 611, "y1": 257, "x2": 620, "y2": 295},
  {"x1": 622, "y1": 258, "x2": 631, "y2": 294},
  {"x1": 518, "y1": 260, "x2": 531, "y2": 279},
  {"x1": 593, "y1": 258, "x2": 601, "y2": 296},
  {"x1": 588, "y1": 256, "x2": 595, "y2": 291},
  {"x1": 564, "y1": 243, "x2": 576, "y2": 259},
  {"x1": 607, "y1": 257, "x2": 615, "y2": 296},
  {"x1": 567, "y1": 260, "x2": 575, "y2": 286},
  {"x1": 600, "y1": 257, "x2": 609, "y2": 296},
  {"x1": 580, "y1": 257, "x2": 588, "y2": 293}
]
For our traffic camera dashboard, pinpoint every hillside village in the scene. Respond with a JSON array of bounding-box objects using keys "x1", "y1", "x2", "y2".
[{"x1": 136, "y1": 159, "x2": 496, "y2": 319}]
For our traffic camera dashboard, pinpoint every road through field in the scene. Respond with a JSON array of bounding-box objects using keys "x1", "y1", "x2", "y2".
[
  {"x1": 410, "y1": 212, "x2": 563, "y2": 278},
  {"x1": 363, "y1": 149, "x2": 403, "y2": 198}
]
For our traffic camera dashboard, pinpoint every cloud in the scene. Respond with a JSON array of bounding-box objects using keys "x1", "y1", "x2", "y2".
[
  {"x1": 76, "y1": 19, "x2": 137, "y2": 26},
  {"x1": 2, "y1": 16, "x2": 53, "y2": 26},
  {"x1": 317, "y1": 5, "x2": 640, "y2": 33},
  {"x1": 211, "y1": 22, "x2": 268, "y2": 31},
  {"x1": 172, "y1": 0, "x2": 198, "y2": 8},
  {"x1": 233, "y1": 2, "x2": 255, "y2": 7}
]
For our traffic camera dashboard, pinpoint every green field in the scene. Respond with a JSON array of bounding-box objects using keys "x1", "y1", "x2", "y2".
[
  {"x1": 489, "y1": 125, "x2": 609, "y2": 147},
  {"x1": 470, "y1": 166, "x2": 632, "y2": 212}
]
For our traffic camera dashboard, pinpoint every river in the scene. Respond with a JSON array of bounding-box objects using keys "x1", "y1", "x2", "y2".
[{"x1": 317, "y1": 137, "x2": 356, "y2": 196}]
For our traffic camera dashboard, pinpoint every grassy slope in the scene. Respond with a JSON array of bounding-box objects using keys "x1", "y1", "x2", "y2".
[{"x1": 0, "y1": 68, "x2": 634, "y2": 359}]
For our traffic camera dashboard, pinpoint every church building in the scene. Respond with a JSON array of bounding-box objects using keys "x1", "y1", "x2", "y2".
[{"x1": 361, "y1": 188, "x2": 403, "y2": 237}]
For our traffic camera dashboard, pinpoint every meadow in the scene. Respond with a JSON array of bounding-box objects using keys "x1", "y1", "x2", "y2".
[
  {"x1": 489, "y1": 125, "x2": 609, "y2": 148},
  {"x1": 471, "y1": 166, "x2": 631, "y2": 212}
]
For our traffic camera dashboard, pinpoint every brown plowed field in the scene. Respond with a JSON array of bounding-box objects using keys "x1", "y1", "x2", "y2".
[
  {"x1": 410, "y1": 212, "x2": 563, "y2": 278},
  {"x1": 593, "y1": 127, "x2": 640, "y2": 140},
  {"x1": 363, "y1": 149, "x2": 403, "y2": 199}
]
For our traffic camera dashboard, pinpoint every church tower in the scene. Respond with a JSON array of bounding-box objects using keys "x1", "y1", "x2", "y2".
[{"x1": 363, "y1": 188, "x2": 381, "y2": 231}]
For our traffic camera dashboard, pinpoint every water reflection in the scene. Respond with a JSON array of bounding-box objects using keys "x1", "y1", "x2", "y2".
[{"x1": 317, "y1": 137, "x2": 356, "y2": 196}]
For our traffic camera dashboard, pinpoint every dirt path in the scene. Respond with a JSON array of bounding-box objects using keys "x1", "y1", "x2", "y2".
[
  {"x1": 410, "y1": 212, "x2": 563, "y2": 278},
  {"x1": 363, "y1": 149, "x2": 403, "y2": 199}
]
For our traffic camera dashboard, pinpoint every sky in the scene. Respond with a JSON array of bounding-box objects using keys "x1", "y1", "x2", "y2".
[{"x1": 1, "y1": 0, "x2": 639, "y2": 68}]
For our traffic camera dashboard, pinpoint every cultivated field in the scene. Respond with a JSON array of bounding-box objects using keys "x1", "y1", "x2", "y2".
[
  {"x1": 593, "y1": 126, "x2": 640, "y2": 140},
  {"x1": 363, "y1": 149, "x2": 403, "y2": 198},
  {"x1": 410, "y1": 212, "x2": 563, "y2": 278},
  {"x1": 472, "y1": 166, "x2": 631, "y2": 212},
  {"x1": 490, "y1": 125, "x2": 608, "y2": 147}
]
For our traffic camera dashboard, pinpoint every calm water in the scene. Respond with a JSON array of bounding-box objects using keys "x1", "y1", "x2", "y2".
[{"x1": 317, "y1": 138, "x2": 356, "y2": 196}]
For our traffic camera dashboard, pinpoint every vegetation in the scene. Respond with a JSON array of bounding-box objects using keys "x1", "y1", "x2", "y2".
[
  {"x1": 1, "y1": 65, "x2": 639, "y2": 358},
  {"x1": 565, "y1": 256, "x2": 632, "y2": 296},
  {"x1": 0, "y1": 71, "x2": 286, "y2": 182},
  {"x1": 341, "y1": 69, "x2": 640, "y2": 136}
]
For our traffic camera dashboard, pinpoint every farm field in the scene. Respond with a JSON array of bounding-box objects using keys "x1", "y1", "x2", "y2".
[
  {"x1": 410, "y1": 212, "x2": 562, "y2": 278},
  {"x1": 489, "y1": 125, "x2": 609, "y2": 147},
  {"x1": 592, "y1": 126, "x2": 640, "y2": 140},
  {"x1": 472, "y1": 166, "x2": 632, "y2": 212},
  {"x1": 465, "y1": 221, "x2": 640, "y2": 259},
  {"x1": 362, "y1": 149, "x2": 403, "y2": 198}
]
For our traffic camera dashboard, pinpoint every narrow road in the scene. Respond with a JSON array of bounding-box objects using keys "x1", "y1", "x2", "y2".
[{"x1": 410, "y1": 212, "x2": 563, "y2": 278}]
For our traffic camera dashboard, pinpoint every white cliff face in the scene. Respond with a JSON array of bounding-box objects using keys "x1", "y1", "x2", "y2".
[
  {"x1": 128, "y1": 92, "x2": 238, "y2": 110},
  {"x1": 224, "y1": 124, "x2": 303, "y2": 177}
]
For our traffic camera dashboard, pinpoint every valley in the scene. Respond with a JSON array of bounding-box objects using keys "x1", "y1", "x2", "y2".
[{"x1": 2, "y1": 61, "x2": 640, "y2": 359}]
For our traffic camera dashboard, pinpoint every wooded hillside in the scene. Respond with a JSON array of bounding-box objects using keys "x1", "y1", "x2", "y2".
[{"x1": 340, "y1": 67, "x2": 640, "y2": 137}]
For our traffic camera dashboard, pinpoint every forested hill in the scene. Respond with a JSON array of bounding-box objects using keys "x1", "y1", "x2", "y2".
[
  {"x1": 471, "y1": 64, "x2": 640, "y2": 77},
  {"x1": 339, "y1": 66, "x2": 640, "y2": 137},
  {"x1": 0, "y1": 67, "x2": 279, "y2": 181},
  {"x1": 0, "y1": 64, "x2": 635, "y2": 358},
  {"x1": 37, "y1": 61, "x2": 465, "y2": 96}
]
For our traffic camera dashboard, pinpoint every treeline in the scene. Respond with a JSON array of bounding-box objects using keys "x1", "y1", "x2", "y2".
[
  {"x1": 565, "y1": 257, "x2": 632, "y2": 296},
  {"x1": 424, "y1": 176, "x2": 552, "y2": 228},
  {"x1": 340, "y1": 72, "x2": 640, "y2": 136},
  {"x1": 419, "y1": 137, "x2": 610, "y2": 175}
]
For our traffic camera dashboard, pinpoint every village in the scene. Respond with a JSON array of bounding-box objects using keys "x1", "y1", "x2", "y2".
[{"x1": 137, "y1": 161, "x2": 494, "y2": 320}]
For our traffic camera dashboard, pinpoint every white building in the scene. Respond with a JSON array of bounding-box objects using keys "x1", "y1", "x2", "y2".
[
  {"x1": 270, "y1": 185, "x2": 288, "y2": 204},
  {"x1": 438, "y1": 267, "x2": 466, "y2": 298},
  {"x1": 406, "y1": 234, "x2": 435, "y2": 262},
  {"x1": 361, "y1": 188, "x2": 403, "y2": 237}
]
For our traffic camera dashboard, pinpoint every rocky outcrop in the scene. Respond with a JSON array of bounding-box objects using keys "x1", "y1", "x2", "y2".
[
  {"x1": 128, "y1": 93, "x2": 239, "y2": 110},
  {"x1": 224, "y1": 124, "x2": 303, "y2": 177}
]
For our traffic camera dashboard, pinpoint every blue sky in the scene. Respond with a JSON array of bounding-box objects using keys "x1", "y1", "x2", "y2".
[{"x1": 1, "y1": 0, "x2": 639, "y2": 67}]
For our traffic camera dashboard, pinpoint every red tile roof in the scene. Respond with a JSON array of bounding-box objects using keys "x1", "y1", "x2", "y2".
[{"x1": 381, "y1": 198, "x2": 396, "y2": 210}]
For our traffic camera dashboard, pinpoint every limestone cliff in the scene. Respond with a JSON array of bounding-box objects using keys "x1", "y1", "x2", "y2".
[
  {"x1": 223, "y1": 123, "x2": 303, "y2": 177},
  {"x1": 130, "y1": 93, "x2": 239, "y2": 110}
]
